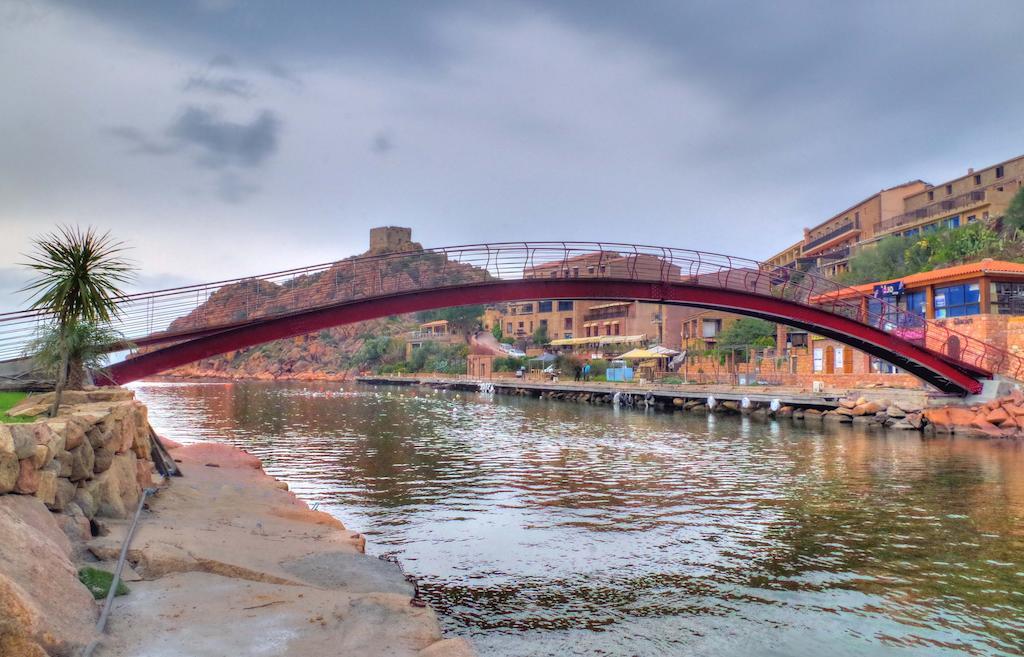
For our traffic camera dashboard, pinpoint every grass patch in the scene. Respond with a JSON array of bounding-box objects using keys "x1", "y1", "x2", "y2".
[
  {"x1": 78, "y1": 566, "x2": 130, "y2": 600},
  {"x1": 0, "y1": 391, "x2": 35, "y2": 424}
]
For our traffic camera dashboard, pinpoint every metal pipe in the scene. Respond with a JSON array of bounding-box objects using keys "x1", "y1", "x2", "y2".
[{"x1": 79, "y1": 484, "x2": 159, "y2": 657}]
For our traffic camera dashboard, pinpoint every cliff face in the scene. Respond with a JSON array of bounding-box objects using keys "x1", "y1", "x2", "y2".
[{"x1": 161, "y1": 246, "x2": 487, "y2": 381}]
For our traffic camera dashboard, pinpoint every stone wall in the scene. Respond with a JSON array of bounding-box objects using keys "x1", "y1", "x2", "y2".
[{"x1": 1, "y1": 389, "x2": 157, "y2": 523}]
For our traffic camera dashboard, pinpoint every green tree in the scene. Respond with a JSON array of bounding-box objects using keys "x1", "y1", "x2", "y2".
[
  {"x1": 21, "y1": 227, "x2": 133, "y2": 416},
  {"x1": 1003, "y1": 186, "x2": 1024, "y2": 232},
  {"x1": 27, "y1": 322, "x2": 126, "y2": 392},
  {"x1": 491, "y1": 322, "x2": 503, "y2": 341},
  {"x1": 839, "y1": 234, "x2": 916, "y2": 285},
  {"x1": 532, "y1": 323, "x2": 549, "y2": 345},
  {"x1": 714, "y1": 318, "x2": 776, "y2": 362}
]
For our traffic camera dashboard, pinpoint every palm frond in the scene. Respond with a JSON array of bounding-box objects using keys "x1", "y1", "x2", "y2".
[{"x1": 20, "y1": 225, "x2": 134, "y2": 325}]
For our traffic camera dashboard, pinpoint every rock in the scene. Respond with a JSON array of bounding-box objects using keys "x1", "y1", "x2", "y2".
[
  {"x1": 0, "y1": 425, "x2": 13, "y2": 456},
  {"x1": 792, "y1": 410, "x2": 805, "y2": 420},
  {"x1": 1010, "y1": 388, "x2": 1024, "y2": 405},
  {"x1": 14, "y1": 459, "x2": 40, "y2": 495},
  {"x1": 73, "y1": 488, "x2": 97, "y2": 519},
  {"x1": 68, "y1": 441, "x2": 95, "y2": 482},
  {"x1": 52, "y1": 478, "x2": 77, "y2": 512},
  {"x1": 0, "y1": 633, "x2": 49, "y2": 657},
  {"x1": 834, "y1": 406, "x2": 855, "y2": 416},
  {"x1": 86, "y1": 426, "x2": 111, "y2": 450},
  {"x1": 722, "y1": 401, "x2": 740, "y2": 412},
  {"x1": 945, "y1": 407, "x2": 977, "y2": 428},
  {"x1": 969, "y1": 416, "x2": 1002, "y2": 438},
  {"x1": 31, "y1": 444, "x2": 49, "y2": 469},
  {"x1": 672, "y1": 398, "x2": 684, "y2": 407},
  {"x1": 0, "y1": 495, "x2": 98, "y2": 656},
  {"x1": 886, "y1": 406, "x2": 906, "y2": 418},
  {"x1": 0, "y1": 452, "x2": 20, "y2": 493},
  {"x1": 804, "y1": 408, "x2": 822, "y2": 416},
  {"x1": 888, "y1": 419, "x2": 916, "y2": 430},
  {"x1": 852, "y1": 402, "x2": 882, "y2": 416},
  {"x1": 1005, "y1": 404, "x2": 1024, "y2": 418},
  {"x1": 986, "y1": 407, "x2": 1011, "y2": 426},
  {"x1": 84, "y1": 452, "x2": 140, "y2": 518},
  {"x1": 55, "y1": 502, "x2": 92, "y2": 544},
  {"x1": 839, "y1": 399, "x2": 857, "y2": 409},
  {"x1": 906, "y1": 413, "x2": 923, "y2": 430},
  {"x1": 93, "y1": 445, "x2": 114, "y2": 474},
  {"x1": 34, "y1": 469, "x2": 58, "y2": 507},
  {"x1": 824, "y1": 412, "x2": 852, "y2": 423},
  {"x1": 419, "y1": 638, "x2": 476, "y2": 657},
  {"x1": 9, "y1": 425, "x2": 39, "y2": 460},
  {"x1": 54, "y1": 449, "x2": 72, "y2": 477},
  {"x1": 855, "y1": 396, "x2": 868, "y2": 406},
  {"x1": 984, "y1": 399, "x2": 1001, "y2": 411}
]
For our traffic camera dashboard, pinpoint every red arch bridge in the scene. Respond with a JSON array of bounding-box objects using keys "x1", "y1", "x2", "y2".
[{"x1": 1, "y1": 242, "x2": 1020, "y2": 395}]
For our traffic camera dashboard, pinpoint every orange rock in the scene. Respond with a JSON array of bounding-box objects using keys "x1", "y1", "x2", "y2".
[
  {"x1": 924, "y1": 407, "x2": 951, "y2": 427},
  {"x1": 986, "y1": 407, "x2": 1011, "y2": 425},
  {"x1": 1007, "y1": 404, "x2": 1024, "y2": 418},
  {"x1": 945, "y1": 407, "x2": 977, "y2": 427}
]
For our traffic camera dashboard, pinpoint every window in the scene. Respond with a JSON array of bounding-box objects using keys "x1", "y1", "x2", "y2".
[
  {"x1": 996, "y1": 165, "x2": 1005, "y2": 178},
  {"x1": 927, "y1": 190, "x2": 934, "y2": 201},
  {"x1": 967, "y1": 215, "x2": 977, "y2": 223},
  {"x1": 506, "y1": 322, "x2": 512, "y2": 332},
  {"x1": 564, "y1": 318, "x2": 573, "y2": 329},
  {"x1": 934, "y1": 282, "x2": 981, "y2": 318},
  {"x1": 945, "y1": 184, "x2": 953, "y2": 195},
  {"x1": 834, "y1": 347, "x2": 844, "y2": 370},
  {"x1": 538, "y1": 301, "x2": 552, "y2": 313},
  {"x1": 539, "y1": 319, "x2": 548, "y2": 328},
  {"x1": 813, "y1": 348, "x2": 824, "y2": 372},
  {"x1": 904, "y1": 227, "x2": 920, "y2": 238},
  {"x1": 518, "y1": 321, "x2": 524, "y2": 329},
  {"x1": 564, "y1": 333, "x2": 572, "y2": 339},
  {"x1": 945, "y1": 215, "x2": 960, "y2": 229},
  {"x1": 702, "y1": 319, "x2": 721, "y2": 338},
  {"x1": 519, "y1": 304, "x2": 533, "y2": 313},
  {"x1": 557, "y1": 300, "x2": 573, "y2": 311},
  {"x1": 612, "y1": 323, "x2": 620, "y2": 335},
  {"x1": 904, "y1": 291, "x2": 926, "y2": 317},
  {"x1": 995, "y1": 282, "x2": 1024, "y2": 314},
  {"x1": 571, "y1": 268, "x2": 579, "y2": 278},
  {"x1": 974, "y1": 174, "x2": 982, "y2": 185}
]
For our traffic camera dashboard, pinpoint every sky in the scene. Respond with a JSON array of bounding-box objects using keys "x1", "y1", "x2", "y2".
[{"x1": 2, "y1": 0, "x2": 1024, "y2": 311}]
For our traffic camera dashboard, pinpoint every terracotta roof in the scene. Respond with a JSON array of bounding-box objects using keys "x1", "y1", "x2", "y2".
[{"x1": 813, "y1": 259, "x2": 1024, "y2": 301}]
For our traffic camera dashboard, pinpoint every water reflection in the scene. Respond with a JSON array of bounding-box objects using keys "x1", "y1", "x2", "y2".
[{"x1": 132, "y1": 381, "x2": 1024, "y2": 657}]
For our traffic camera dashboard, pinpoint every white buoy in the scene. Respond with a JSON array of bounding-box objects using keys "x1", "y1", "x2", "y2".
[
  {"x1": 707, "y1": 395, "x2": 717, "y2": 410},
  {"x1": 769, "y1": 399, "x2": 782, "y2": 413},
  {"x1": 741, "y1": 396, "x2": 752, "y2": 409},
  {"x1": 613, "y1": 391, "x2": 622, "y2": 406}
]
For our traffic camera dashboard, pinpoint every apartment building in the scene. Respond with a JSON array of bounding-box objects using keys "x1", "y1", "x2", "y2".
[
  {"x1": 799, "y1": 180, "x2": 928, "y2": 278},
  {"x1": 869, "y1": 154, "x2": 1024, "y2": 241}
]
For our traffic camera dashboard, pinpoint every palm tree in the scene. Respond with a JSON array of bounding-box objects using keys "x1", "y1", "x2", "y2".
[{"x1": 21, "y1": 226, "x2": 133, "y2": 415}]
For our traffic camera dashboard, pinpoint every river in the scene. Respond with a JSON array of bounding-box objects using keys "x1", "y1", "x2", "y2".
[{"x1": 130, "y1": 380, "x2": 1024, "y2": 657}]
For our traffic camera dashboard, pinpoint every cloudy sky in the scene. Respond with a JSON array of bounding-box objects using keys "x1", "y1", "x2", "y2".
[{"x1": 2, "y1": 0, "x2": 1023, "y2": 310}]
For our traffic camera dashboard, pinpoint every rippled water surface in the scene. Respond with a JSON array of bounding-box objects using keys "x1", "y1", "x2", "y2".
[{"x1": 131, "y1": 381, "x2": 1024, "y2": 656}]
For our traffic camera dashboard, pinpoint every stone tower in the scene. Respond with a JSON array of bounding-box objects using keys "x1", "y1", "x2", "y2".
[{"x1": 368, "y1": 226, "x2": 422, "y2": 255}]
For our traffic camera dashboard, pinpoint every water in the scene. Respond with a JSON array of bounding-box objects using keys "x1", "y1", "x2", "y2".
[{"x1": 131, "y1": 380, "x2": 1024, "y2": 656}]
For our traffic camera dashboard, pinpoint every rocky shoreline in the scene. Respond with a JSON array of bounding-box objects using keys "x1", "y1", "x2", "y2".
[{"x1": 1, "y1": 391, "x2": 474, "y2": 657}]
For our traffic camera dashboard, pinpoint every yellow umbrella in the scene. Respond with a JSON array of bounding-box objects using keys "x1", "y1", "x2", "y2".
[{"x1": 619, "y1": 348, "x2": 663, "y2": 359}]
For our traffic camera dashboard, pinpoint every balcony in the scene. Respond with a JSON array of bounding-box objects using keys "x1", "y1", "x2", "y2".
[
  {"x1": 803, "y1": 221, "x2": 858, "y2": 254},
  {"x1": 817, "y1": 246, "x2": 851, "y2": 262},
  {"x1": 583, "y1": 304, "x2": 630, "y2": 322},
  {"x1": 874, "y1": 190, "x2": 988, "y2": 233}
]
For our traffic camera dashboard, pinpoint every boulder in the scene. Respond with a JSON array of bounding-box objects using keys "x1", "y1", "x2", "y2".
[
  {"x1": 0, "y1": 452, "x2": 20, "y2": 493},
  {"x1": 51, "y1": 478, "x2": 77, "y2": 512},
  {"x1": 852, "y1": 402, "x2": 882, "y2": 416},
  {"x1": 906, "y1": 413, "x2": 924, "y2": 430},
  {"x1": 986, "y1": 407, "x2": 1011, "y2": 426},
  {"x1": 31, "y1": 445, "x2": 49, "y2": 469},
  {"x1": 888, "y1": 419, "x2": 916, "y2": 430},
  {"x1": 839, "y1": 399, "x2": 857, "y2": 409},
  {"x1": 73, "y1": 488, "x2": 97, "y2": 519},
  {"x1": 93, "y1": 445, "x2": 114, "y2": 474},
  {"x1": 54, "y1": 450, "x2": 72, "y2": 477},
  {"x1": 0, "y1": 495, "x2": 98, "y2": 656},
  {"x1": 1005, "y1": 404, "x2": 1024, "y2": 418},
  {"x1": 14, "y1": 459, "x2": 40, "y2": 495},
  {"x1": 672, "y1": 398, "x2": 684, "y2": 407},
  {"x1": 68, "y1": 441, "x2": 95, "y2": 482},
  {"x1": 834, "y1": 406, "x2": 855, "y2": 416},
  {"x1": 84, "y1": 452, "x2": 140, "y2": 518},
  {"x1": 34, "y1": 469, "x2": 57, "y2": 507},
  {"x1": 8, "y1": 425, "x2": 39, "y2": 460},
  {"x1": 886, "y1": 406, "x2": 906, "y2": 418},
  {"x1": 945, "y1": 407, "x2": 977, "y2": 428},
  {"x1": 0, "y1": 425, "x2": 13, "y2": 456}
]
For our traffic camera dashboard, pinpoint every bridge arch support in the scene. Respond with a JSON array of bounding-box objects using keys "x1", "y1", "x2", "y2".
[{"x1": 107, "y1": 279, "x2": 986, "y2": 394}]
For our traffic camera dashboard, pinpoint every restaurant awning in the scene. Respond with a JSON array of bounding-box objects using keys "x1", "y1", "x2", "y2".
[{"x1": 619, "y1": 348, "x2": 665, "y2": 359}]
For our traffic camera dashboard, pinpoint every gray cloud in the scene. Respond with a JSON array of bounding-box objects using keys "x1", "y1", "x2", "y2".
[
  {"x1": 183, "y1": 75, "x2": 253, "y2": 98},
  {"x1": 106, "y1": 126, "x2": 179, "y2": 156},
  {"x1": 167, "y1": 106, "x2": 280, "y2": 168},
  {"x1": 371, "y1": 132, "x2": 393, "y2": 155}
]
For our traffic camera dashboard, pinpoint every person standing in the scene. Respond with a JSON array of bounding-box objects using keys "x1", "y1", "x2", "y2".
[{"x1": 583, "y1": 362, "x2": 591, "y2": 381}]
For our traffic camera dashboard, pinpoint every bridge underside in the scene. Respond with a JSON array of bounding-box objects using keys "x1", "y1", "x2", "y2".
[{"x1": 106, "y1": 279, "x2": 988, "y2": 394}]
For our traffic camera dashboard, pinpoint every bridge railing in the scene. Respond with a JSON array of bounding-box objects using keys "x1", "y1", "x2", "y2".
[{"x1": 0, "y1": 242, "x2": 1020, "y2": 381}]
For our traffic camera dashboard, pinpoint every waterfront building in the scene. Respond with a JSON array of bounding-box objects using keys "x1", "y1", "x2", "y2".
[
  {"x1": 869, "y1": 154, "x2": 1024, "y2": 242},
  {"x1": 404, "y1": 319, "x2": 461, "y2": 359},
  {"x1": 765, "y1": 240, "x2": 803, "y2": 270},
  {"x1": 799, "y1": 180, "x2": 928, "y2": 278}
]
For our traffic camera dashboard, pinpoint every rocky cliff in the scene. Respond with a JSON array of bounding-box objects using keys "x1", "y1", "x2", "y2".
[{"x1": 160, "y1": 242, "x2": 488, "y2": 381}]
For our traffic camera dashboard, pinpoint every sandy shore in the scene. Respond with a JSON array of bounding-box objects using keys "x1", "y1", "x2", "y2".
[{"x1": 88, "y1": 440, "x2": 474, "y2": 657}]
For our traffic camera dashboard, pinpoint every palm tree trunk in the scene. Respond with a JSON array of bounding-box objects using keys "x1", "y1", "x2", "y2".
[
  {"x1": 66, "y1": 352, "x2": 85, "y2": 389},
  {"x1": 49, "y1": 347, "x2": 69, "y2": 417}
]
